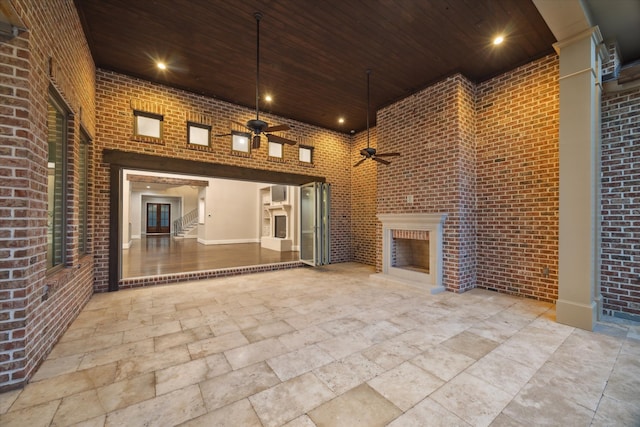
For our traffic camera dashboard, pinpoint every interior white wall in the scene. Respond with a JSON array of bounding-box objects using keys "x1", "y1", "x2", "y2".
[{"x1": 199, "y1": 179, "x2": 261, "y2": 245}]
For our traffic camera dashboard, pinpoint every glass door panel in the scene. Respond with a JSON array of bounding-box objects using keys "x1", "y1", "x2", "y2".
[{"x1": 300, "y1": 182, "x2": 330, "y2": 266}]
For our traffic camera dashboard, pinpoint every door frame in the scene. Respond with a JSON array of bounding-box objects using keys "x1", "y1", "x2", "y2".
[{"x1": 105, "y1": 149, "x2": 325, "y2": 291}]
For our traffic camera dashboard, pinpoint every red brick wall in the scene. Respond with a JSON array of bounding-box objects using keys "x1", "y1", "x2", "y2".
[
  {"x1": 0, "y1": 0, "x2": 96, "y2": 391},
  {"x1": 351, "y1": 127, "x2": 377, "y2": 264},
  {"x1": 601, "y1": 85, "x2": 640, "y2": 319},
  {"x1": 93, "y1": 70, "x2": 352, "y2": 291},
  {"x1": 376, "y1": 74, "x2": 476, "y2": 292},
  {"x1": 475, "y1": 54, "x2": 559, "y2": 302}
]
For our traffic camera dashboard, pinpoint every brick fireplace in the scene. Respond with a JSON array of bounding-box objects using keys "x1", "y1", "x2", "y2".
[{"x1": 373, "y1": 213, "x2": 447, "y2": 293}]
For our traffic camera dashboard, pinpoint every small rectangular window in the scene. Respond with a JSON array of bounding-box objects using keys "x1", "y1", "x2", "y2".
[
  {"x1": 47, "y1": 92, "x2": 68, "y2": 269},
  {"x1": 78, "y1": 130, "x2": 90, "y2": 255},
  {"x1": 231, "y1": 130, "x2": 251, "y2": 153},
  {"x1": 187, "y1": 122, "x2": 211, "y2": 147},
  {"x1": 134, "y1": 110, "x2": 163, "y2": 139},
  {"x1": 268, "y1": 141, "x2": 283, "y2": 158},
  {"x1": 299, "y1": 146, "x2": 313, "y2": 163}
]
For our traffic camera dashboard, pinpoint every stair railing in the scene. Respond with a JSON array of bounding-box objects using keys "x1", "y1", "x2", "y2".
[{"x1": 173, "y1": 208, "x2": 199, "y2": 236}]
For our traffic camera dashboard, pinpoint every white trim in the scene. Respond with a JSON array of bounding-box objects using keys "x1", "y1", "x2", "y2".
[{"x1": 197, "y1": 238, "x2": 260, "y2": 245}]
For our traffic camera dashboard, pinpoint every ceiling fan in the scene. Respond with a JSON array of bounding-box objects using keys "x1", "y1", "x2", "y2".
[
  {"x1": 217, "y1": 12, "x2": 296, "y2": 149},
  {"x1": 354, "y1": 69, "x2": 400, "y2": 167}
]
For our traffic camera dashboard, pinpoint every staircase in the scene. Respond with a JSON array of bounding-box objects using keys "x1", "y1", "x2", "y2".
[{"x1": 173, "y1": 208, "x2": 199, "y2": 238}]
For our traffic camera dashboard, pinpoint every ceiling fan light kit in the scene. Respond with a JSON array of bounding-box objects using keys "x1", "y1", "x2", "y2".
[
  {"x1": 217, "y1": 12, "x2": 297, "y2": 150},
  {"x1": 354, "y1": 69, "x2": 400, "y2": 167}
]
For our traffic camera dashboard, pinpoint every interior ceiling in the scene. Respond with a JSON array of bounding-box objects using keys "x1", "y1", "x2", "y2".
[{"x1": 73, "y1": 0, "x2": 636, "y2": 134}]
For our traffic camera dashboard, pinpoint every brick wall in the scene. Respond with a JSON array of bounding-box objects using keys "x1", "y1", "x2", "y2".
[
  {"x1": 476, "y1": 54, "x2": 559, "y2": 302},
  {"x1": 0, "y1": 0, "x2": 96, "y2": 391},
  {"x1": 93, "y1": 70, "x2": 353, "y2": 291},
  {"x1": 351, "y1": 127, "x2": 377, "y2": 264},
  {"x1": 376, "y1": 74, "x2": 476, "y2": 292},
  {"x1": 601, "y1": 85, "x2": 640, "y2": 319}
]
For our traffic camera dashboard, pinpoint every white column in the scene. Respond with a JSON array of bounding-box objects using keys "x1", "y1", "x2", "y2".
[{"x1": 555, "y1": 27, "x2": 604, "y2": 330}]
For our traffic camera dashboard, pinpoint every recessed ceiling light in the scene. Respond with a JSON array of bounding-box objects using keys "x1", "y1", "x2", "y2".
[
  {"x1": 493, "y1": 35, "x2": 504, "y2": 45},
  {"x1": 157, "y1": 62, "x2": 167, "y2": 70},
  {"x1": 146, "y1": 185, "x2": 151, "y2": 189},
  {"x1": 265, "y1": 95, "x2": 272, "y2": 102},
  {"x1": 338, "y1": 117, "x2": 345, "y2": 124}
]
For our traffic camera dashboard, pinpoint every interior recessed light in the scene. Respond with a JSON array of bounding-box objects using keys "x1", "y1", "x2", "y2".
[
  {"x1": 265, "y1": 95, "x2": 272, "y2": 102},
  {"x1": 493, "y1": 35, "x2": 504, "y2": 45},
  {"x1": 146, "y1": 185, "x2": 151, "y2": 189},
  {"x1": 338, "y1": 117, "x2": 345, "y2": 124},
  {"x1": 157, "y1": 62, "x2": 167, "y2": 70}
]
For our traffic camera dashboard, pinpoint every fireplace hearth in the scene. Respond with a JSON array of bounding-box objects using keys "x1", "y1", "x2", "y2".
[{"x1": 372, "y1": 213, "x2": 447, "y2": 293}]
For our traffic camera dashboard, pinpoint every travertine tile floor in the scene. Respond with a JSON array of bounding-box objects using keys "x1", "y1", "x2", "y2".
[{"x1": 1, "y1": 263, "x2": 639, "y2": 426}]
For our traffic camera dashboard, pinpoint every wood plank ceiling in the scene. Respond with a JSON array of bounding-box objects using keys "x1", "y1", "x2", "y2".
[{"x1": 74, "y1": 0, "x2": 556, "y2": 133}]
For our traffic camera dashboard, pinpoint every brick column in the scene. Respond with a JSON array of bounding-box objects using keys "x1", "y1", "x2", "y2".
[{"x1": 555, "y1": 27, "x2": 605, "y2": 330}]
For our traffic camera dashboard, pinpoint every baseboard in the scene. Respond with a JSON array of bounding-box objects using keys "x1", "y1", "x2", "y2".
[{"x1": 197, "y1": 238, "x2": 260, "y2": 245}]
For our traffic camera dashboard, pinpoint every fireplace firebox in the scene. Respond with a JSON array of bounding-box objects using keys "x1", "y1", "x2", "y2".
[{"x1": 274, "y1": 215, "x2": 286, "y2": 239}]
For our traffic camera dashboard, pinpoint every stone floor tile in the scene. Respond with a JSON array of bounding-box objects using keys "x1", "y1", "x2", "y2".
[
  {"x1": 267, "y1": 344, "x2": 334, "y2": 381},
  {"x1": 488, "y1": 413, "x2": 528, "y2": 427},
  {"x1": 315, "y1": 330, "x2": 374, "y2": 360},
  {"x1": 156, "y1": 354, "x2": 231, "y2": 396},
  {"x1": 282, "y1": 414, "x2": 317, "y2": 427},
  {"x1": 0, "y1": 388, "x2": 20, "y2": 414},
  {"x1": 590, "y1": 395, "x2": 640, "y2": 427},
  {"x1": 105, "y1": 384, "x2": 205, "y2": 427},
  {"x1": 501, "y1": 382, "x2": 594, "y2": 427},
  {"x1": 122, "y1": 320, "x2": 182, "y2": 343},
  {"x1": 11, "y1": 370, "x2": 96, "y2": 410},
  {"x1": 317, "y1": 317, "x2": 366, "y2": 335},
  {"x1": 179, "y1": 398, "x2": 262, "y2": 427},
  {"x1": 307, "y1": 383, "x2": 401, "y2": 427},
  {"x1": 603, "y1": 352, "x2": 640, "y2": 403},
  {"x1": 224, "y1": 337, "x2": 289, "y2": 370},
  {"x1": 386, "y1": 397, "x2": 470, "y2": 427},
  {"x1": 465, "y1": 351, "x2": 537, "y2": 396},
  {"x1": 249, "y1": 372, "x2": 335, "y2": 427},
  {"x1": 358, "y1": 320, "x2": 404, "y2": 343},
  {"x1": 30, "y1": 353, "x2": 84, "y2": 382},
  {"x1": 96, "y1": 372, "x2": 155, "y2": 412},
  {"x1": 368, "y1": 361, "x2": 444, "y2": 411},
  {"x1": 0, "y1": 400, "x2": 59, "y2": 427},
  {"x1": 71, "y1": 414, "x2": 107, "y2": 427},
  {"x1": 242, "y1": 320, "x2": 296, "y2": 343},
  {"x1": 361, "y1": 337, "x2": 422, "y2": 370},
  {"x1": 51, "y1": 389, "x2": 105, "y2": 426},
  {"x1": 79, "y1": 338, "x2": 155, "y2": 370},
  {"x1": 154, "y1": 325, "x2": 214, "y2": 352},
  {"x1": 410, "y1": 344, "x2": 475, "y2": 382},
  {"x1": 442, "y1": 331, "x2": 500, "y2": 360},
  {"x1": 431, "y1": 372, "x2": 513, "y2": 427},
  {"x1": 187, "y1": 331, "x2": 249, "y2": 359},
  {"x1": 48, "y1": 332, "x2": 124, "y2": 359},
  {"x1": 199, "y1": 362, "x2": 280, "y2": 412},
  {"x1": 277, "y1": 325, "x2": 333, "y2": 351},
  {"x1": 313, "y1": 352, "x2": 385, "y2": 395},
  {"x1": 114, "y1": 345, "x2": 191, "y2": 381}
]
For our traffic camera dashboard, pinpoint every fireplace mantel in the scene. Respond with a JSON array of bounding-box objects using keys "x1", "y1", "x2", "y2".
[{"x1": 373, "y1": 213, "x2": 447, "y2": 293}]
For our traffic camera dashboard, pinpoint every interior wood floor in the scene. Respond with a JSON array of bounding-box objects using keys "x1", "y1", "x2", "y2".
[{"x1": 122, "y1": 236, "x2": 299, "y2": 278}]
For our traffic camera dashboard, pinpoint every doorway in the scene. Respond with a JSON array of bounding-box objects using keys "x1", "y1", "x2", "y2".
[{"x1": 146, "y1": 203, "x2": 171, "y2": 234}]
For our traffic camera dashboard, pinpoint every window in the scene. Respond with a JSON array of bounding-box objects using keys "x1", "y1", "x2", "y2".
[
  {"x1": 47, "y1": 93, "x2": 68, "y2": 269},
  {"x1": 187, "y1": 122, "x2": 211, "y2": 147},
  {"x1": 134, "y1": 110, "x2": 163, "y2": 139},
  {"x1": 299, "y1": 145, "x2": 313, "y2": 163},
  {"x1": 78, "y1": 130, "x2": 90, "y2": 255},
  {"x1": 268, "y1": 141, "x2": 283, "y2": 158},
  {"x1": 231, "y1": 130, "x2": 251, "y2": 153}
]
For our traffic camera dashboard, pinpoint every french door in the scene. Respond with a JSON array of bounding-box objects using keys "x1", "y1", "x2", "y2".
[
  {"x1": 300, "y1": 182, "x2": 331, "y2": 266},
  {"x1": 146, "y1": 203, "x2": 171, "y2": 234}
]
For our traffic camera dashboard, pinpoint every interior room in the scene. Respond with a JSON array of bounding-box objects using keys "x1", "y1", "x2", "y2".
[{"x1": 1, "y1": 0, "x2": 639, "y2": 425}]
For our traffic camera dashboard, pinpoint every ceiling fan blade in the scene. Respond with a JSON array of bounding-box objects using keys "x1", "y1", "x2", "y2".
[
  {"x1": 264, "y1": 124, "x2": 290, "y2": 132},
  {"x1": 374, "y1": 152, "x2": 401, "y2": 157},
  {"x1": 267, "y1": 134, "x2": 297, "y2": 145},
  {"x1": 214, "y1": 132, "x2": 232, "y2": 137},
  {"x1": 373, "y1": 157, "x2": 391, "y2": 165},
  {"x1": 360, "y1": 148, "x2": 371, "y2": 157},
  {"x1": 354, "y1": 158, "x2": 367, "y2": 167},
  {"x1": 252, "y1": 135, "x2": 261, "y2": 149}
]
